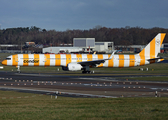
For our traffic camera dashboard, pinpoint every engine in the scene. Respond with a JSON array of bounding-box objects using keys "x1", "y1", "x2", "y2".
[{"x1": 62, "y1": 63, "x2": 83, "y2": 71}]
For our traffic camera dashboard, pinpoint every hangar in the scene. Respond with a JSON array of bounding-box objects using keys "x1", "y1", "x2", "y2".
[
  {"x1": 73, "y1": 38, "x2": 114, "y2": 53},
  {"x1": 95, "y1": 42, "x2": 114, "y2": 53},
  {"x1": 43, "y1": 38, "x2": 114, "y2": 54}
]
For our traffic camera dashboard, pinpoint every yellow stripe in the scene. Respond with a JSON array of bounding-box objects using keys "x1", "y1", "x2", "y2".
[
  {"x1": 150, "y1": 38, "x2": 155, "y2": 58},
  {"x1": 108, "y1": 54, "x2": 113, "y2": 67},
  {"x1": 160, "y1": 33, "x2": 166, "y2": 46},
  {"x1": 44, "y1": 54, "x2": 50, "y2": 66},
  {"x1": 98, "y1": 54, "x2": 103, "y2": 67},
  {"x1": 139, "y1": 47, "x2": 145, "y2": 56},
  {"x1": 76, "y1": 54, "x2": 82, "y2": 62},
  {"x1": 34, "y1": 54, "x2": 39, "y2": 66},
  {"x1": 140, "y1": 55, "x2": 145, "y2": 66},
  {"x1": 66, "y1": 54, "x2": 71, "y2": 66},
  {"x1": 87, "y1": 54, "x2": 92, "y2": 61},
  {"x1": 12, "y1": 55, "x2": 18, "y2": 66},
  {"x1": 129, "y1": 55, "x2": 135, "y2": 67},
  {"x1": 55, "y1": 54, "x2": 61, "y2": 66},
  {"x1": 139, "y1": 49, "x2": 145, "y2": 66},
  {"x1": 119, "y1": 55, "x2": 124, "y2": 68},
  {"x1": 23, "y1": 54, "x2": 29, "y2": 66}
]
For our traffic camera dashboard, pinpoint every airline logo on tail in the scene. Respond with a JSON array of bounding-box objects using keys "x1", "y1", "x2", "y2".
[{"x1": 1, "y1": 33, "x2": 166, "y2": 73}]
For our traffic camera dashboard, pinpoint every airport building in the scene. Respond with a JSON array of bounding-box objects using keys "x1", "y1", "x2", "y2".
[
  {"x1": 73, "y1": 38, "x2": 95, "y2": 52},
  {"x1": 161, "y1": 43, "x2": 168, "y2": 53},
  {"x1": 115, "y1": 45, "x2": 145, "y2": 53},
  {"x1": 95, "y1": 42, "x2": 114, "y2": 53},
  {"x1": 73, "y1": 38, "x2": 114, "y2": 53},
  {"x1": 43, "y1": 38, "x2": 114, "y2": 54},
  {"x1": 42, "y1": 47, "x2": 83, "y2": 54}
]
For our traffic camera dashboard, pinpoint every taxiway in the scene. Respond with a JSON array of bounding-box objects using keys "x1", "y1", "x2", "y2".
[{"x1": 0, "y1": 71, "x2": 168, "y2": 98}]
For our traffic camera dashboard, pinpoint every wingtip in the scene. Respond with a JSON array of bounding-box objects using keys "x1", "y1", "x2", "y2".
[{"x1": 108, "y1": 50, "x2": 116, "y2": 60}]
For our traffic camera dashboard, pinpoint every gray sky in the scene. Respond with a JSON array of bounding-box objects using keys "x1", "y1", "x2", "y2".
[{"x1": 0, "y1": 0, "x2": 168, "y2": 31}]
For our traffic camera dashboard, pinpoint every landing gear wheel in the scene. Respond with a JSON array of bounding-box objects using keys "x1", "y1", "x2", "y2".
[
  {"x1": 82, "y1": 71, "x2": 91, "y2": 74},
  {"x1": 17, "y1": 66, "x2": 20, "y2": 73}
]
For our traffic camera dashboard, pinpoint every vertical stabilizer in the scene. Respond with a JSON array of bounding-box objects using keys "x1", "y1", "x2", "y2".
[{"x1": 138, "y1": 33, "x2": 166, "y2": 59}]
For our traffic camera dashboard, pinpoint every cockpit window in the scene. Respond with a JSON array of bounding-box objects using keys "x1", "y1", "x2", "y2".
[{"x1": 6, "y1": 58, "x2": 11, "y2": 60}]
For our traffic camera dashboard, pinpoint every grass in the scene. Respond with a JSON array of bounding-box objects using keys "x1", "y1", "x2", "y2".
[{"x1": 0, "y1": 90, "x2": 168, "y2": 120}]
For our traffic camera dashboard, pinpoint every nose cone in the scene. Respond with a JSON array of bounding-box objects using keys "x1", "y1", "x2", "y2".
[{"x1": 2, "y1": 60, "x2": 7, "y2": 65}]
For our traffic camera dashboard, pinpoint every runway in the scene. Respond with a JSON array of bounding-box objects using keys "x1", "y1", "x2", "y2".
[{"x1": 0, "y1": 71, "x2": 168, "y2": 98}]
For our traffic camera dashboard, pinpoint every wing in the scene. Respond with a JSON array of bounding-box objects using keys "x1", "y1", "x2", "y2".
[
  {"x1": 78, "y1": 50, "x2": 116, "y2": 67},
  {"x1": 78, "y1": 59, "x2": 106, "y2": 66}
]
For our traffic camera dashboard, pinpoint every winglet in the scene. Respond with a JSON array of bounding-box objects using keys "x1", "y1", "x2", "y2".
[{"x1": 108, "y1": 50, "x2": 116, "y2": 60}]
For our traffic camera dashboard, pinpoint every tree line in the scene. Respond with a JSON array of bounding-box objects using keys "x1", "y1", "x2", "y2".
[{"x1": 0, "y1": 26, "x2": 168, "y2": 46}]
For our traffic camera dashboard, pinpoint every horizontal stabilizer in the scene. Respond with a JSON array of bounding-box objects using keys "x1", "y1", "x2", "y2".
[{"x1": 147, "y1": 57, "x2": 164, "y2": 62}]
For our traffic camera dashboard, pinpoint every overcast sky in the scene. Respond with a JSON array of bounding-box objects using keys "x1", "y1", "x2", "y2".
[{"x1": 0, "y1": 0, "x2": 168, "y2": 31}]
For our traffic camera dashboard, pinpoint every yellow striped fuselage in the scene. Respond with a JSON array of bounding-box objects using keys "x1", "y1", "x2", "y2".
[{"x1": 2, "y1": 53, "x2": 151, "y2": 68}]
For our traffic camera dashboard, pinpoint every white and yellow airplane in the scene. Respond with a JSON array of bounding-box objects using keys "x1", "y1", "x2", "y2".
[{"x1": 1, "y1": 33, "x2": 166, "y2": 73}]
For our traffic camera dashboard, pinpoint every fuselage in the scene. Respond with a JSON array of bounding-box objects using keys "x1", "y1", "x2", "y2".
[{"x1": 2, "y1": 53, "x2": 152, "y2": 68}]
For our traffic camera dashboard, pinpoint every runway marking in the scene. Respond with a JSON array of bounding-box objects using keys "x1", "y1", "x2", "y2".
[
  {"x1": 1, "y1": 80, "x2": 148, "y2": 90},
  {"x1": 0, "y1": 77, "x2": 13, "y2": 80}
]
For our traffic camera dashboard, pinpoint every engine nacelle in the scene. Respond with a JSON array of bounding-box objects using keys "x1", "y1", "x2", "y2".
[{"x1": 62, "y1": 63, "x2": 83, "y2": 71}]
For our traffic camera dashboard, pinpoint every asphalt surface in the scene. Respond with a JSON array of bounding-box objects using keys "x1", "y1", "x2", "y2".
[{"x1": 0, "y1": 71, "x2": 168, "y2": 98}]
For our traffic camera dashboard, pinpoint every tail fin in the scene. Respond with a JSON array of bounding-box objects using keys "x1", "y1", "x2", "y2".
[{"x1": 138, "y1": 33, "x2": 166, "y2": 59}]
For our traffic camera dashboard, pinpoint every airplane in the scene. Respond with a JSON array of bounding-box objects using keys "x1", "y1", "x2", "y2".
[{"x1": 1, "y1": 33, "x2": 166, "y2": 73}]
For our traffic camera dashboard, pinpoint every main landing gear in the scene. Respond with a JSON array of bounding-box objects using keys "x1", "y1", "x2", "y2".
[
  {"x1": 82, "y1": 71, "x2": 91, "y2": 74},
  {"x1": 82, "y1": 66, "x2": 94, "y2": 74}
]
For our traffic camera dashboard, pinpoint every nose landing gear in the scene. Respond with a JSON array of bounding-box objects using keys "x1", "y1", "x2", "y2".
[{"x1": 16, "y1": 66, "x2": 20, "y2": 73}]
